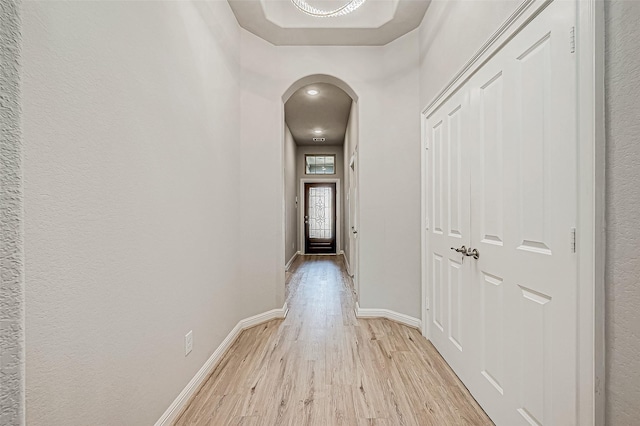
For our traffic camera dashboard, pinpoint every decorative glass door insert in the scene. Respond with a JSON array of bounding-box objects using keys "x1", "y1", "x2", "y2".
[{"x1": 309, "y1": 186, "x2": 332, "y2": 238}]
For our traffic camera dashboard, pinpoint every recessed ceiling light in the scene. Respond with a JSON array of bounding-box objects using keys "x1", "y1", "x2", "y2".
[
  {"x1": 307, "y1": 89, "x2": 319, "y2": 96},
  {"x1": 314, "y1": 129, "x2": 322, "y2": 134}
]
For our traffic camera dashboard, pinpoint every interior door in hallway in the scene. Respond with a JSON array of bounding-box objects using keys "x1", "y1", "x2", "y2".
[
  {"x1": 304, "y1": 183, "x2": 337, "y2": 254},
  {"x1": 425, "y1": 88, "x2": 474, "y2": 387},
  {"x1": 425, "y1": 1, "x2": 579, "y2": 424},
  {"x1": 467, "y1": 2, "x2": 577, "y2": 424}
]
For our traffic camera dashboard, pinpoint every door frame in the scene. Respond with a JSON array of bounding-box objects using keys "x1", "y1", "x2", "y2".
[
  {"x1": 348, "y1": 147, "x2": 360, "y2": 299},
  {"x1": 420, "y1": 0, "x2": 604, "y2": 424},
  {"x1": 299, "y1": 178, "x2": 341, "y2": 255}
]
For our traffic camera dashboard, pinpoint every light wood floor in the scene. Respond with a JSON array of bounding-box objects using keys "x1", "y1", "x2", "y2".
[{"x1": 175, "y1": 255, "x2": 492, "y2": 425}]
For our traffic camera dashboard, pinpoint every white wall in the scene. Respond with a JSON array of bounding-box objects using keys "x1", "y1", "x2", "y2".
[
  {"x1": 240, "y1": 28, "x2": 422, "y2": 319},
  {"x1": 418, "y1": 0, "x2": 520, "y2": 106},
  {"x1": 605, "y1": 1, "x2": 640, "y2": 423},
  {"x1": 284, "y1": 125, "x2": 298, "y2": 263},
  {"x1": 21, "y1": 2, "x2": 243, "y2": 424},
  {"x1": 359, "y1": 32, "x2": 422, "y2": 317}
]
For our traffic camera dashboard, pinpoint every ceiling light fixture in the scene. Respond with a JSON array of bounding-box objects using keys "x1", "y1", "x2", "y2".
[
  {"x1": 314, "y1": 129, "x2": 323, "y2": 134},
  {"x1": 307, "y1": 89, "x2": 319, "y2": 95},
  {"x1": 291, "y1": 0, "x2": 367, "y2": 18}
]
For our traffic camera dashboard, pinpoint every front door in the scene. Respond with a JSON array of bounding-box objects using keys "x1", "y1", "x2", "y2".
[{"x1": 304, "y1": 183, "x2": 336, "y2": 254}]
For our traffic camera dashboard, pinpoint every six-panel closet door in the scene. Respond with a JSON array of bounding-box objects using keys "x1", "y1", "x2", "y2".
[{"x1": 427, "y1": 0, "x2": 579, "y2": 424}]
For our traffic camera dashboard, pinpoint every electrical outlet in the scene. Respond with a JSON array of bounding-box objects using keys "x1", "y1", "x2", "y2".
[{"x1": 185, "y1": 330, "x2": 193, "y2": 356}]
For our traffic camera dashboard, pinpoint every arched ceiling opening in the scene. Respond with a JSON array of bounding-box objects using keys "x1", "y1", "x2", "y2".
[{"x1": 285, "y1": 82, "x2": 352, "y2": 146}]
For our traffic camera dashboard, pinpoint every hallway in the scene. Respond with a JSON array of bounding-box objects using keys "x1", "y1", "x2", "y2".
[{"x1": 175, "y1": 256, "x2": 492, "y2": 425}]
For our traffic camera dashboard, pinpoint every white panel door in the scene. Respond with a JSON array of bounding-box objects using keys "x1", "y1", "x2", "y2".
[
  {"x1": 467, "y1": 1, "x2": 577, "y2": 424},
  {"x1": 426, "y1": 89, "x2": 473, "y2": 385}
]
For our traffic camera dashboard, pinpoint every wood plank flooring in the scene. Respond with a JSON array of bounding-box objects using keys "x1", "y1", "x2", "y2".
[{"x1": 174, "y1": 255, "x2": 492, "y2": 425}]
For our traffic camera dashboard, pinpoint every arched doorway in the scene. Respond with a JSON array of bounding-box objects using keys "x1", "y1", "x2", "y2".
[{"x1": 281, "y1": 74, "x2": 360, "y2": 300}]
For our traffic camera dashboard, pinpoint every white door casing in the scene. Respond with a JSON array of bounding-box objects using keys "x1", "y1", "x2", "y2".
[
  {"x1": 348, "y1": 148, "x2": 359, "y2": 298},
  {"x1": 424, "y1": 1, "x2": 582, "y2": 424}
]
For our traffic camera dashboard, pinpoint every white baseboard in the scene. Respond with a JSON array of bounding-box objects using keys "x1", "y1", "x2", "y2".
[
  {"x1": 155, "y1": 303, "x2": 288, "y2": 426},
  {"x1": 239, "y1": 304, "x2": 289, "y2": 329},
  {"x1": 355, "y1": 303, "x2": 421, "y2": 329},
  {"x1": 340, "y1": 251, "x2": 352, "y2": 277},
  {"x1": 285, "y1": 251, "x2": 300, "y2": 271}
]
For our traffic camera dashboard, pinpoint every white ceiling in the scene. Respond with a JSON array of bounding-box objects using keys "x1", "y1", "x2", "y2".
[
  {"x1": 285, "y1": 83, "x2": 352, "y2": 146},
  {"x1": 228, "y1": 0, "x2": 431, "y2": 46}
]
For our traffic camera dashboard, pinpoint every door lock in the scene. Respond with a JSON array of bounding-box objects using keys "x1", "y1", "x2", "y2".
[{"x1": 464, "y1": 247, "x2": 480, "y2": 259}]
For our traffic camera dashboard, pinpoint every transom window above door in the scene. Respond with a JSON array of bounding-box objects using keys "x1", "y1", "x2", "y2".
[{"x1": 305, "y1": 155, "x2": 335, "y2": 175}]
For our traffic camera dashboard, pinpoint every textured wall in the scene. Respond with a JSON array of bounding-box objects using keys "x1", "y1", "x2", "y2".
[
  {"x1": 0, "y1": 0, "x2": 25, "y2": 424},
  {"x1": 605, "y1": 1, "x2": 640, "y2": 423},
  {"x1": 21, "y1": 1, "x2": 243, "y2": 424}
]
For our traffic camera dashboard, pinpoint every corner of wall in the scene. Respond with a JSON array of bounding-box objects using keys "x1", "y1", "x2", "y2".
[
  {"x1": 604, "y1": 1, "x2": 640, "y2": 423},
  {"x1": 0, "y1": 0, "x2": 25, "y2": 424}
]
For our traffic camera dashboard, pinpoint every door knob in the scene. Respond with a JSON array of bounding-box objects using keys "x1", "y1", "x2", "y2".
[
  {"x1": 450, "y1": 245, "x2": 466, "y2": 253},
  {"x1": 465, "y1": 247, "x2": 480, "y2": 259}
]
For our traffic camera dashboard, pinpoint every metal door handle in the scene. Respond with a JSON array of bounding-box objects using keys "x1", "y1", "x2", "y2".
[
  {"x1": 450, "y1": 245, "x2": 466, "y2": 253},
  {"x1": 465, "y1": 248, "x2": 480, "y2": 259}
]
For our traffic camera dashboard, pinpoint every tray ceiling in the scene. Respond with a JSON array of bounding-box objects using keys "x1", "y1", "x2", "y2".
[{"x1": 228, "y1": 0, "x2": 431, "y2": 46}]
